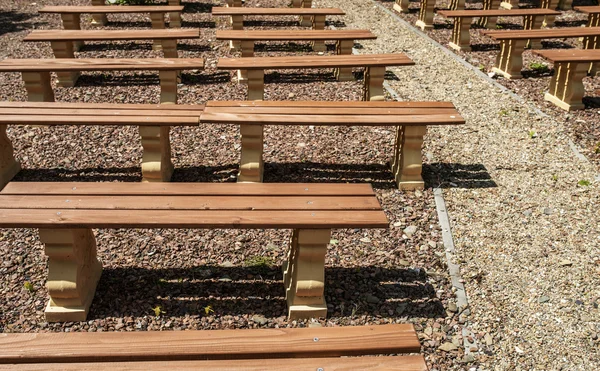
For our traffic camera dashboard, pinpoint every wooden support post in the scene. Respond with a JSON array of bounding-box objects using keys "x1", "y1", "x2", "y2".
[
  {"x1": 150, "y1": 13, "x2": 166, "y2": 51},
  {"x1": 491, "y1": 39, "x2": 526, "y2": 79},
  {"x1": 292, "y1": 0, "x2": 303, "y2": 8},
  {"x1": 586, "y1": 13, "x2": 600, "y2": 28},
  {"x1": 90, "y1": 0, "x2": 107, "y2": 26},
  {"x1": 416, "y1": 0, "x2": 436, "y2": 30},
  {"x1": 238, "y1": 40, "x2": 255, "y2": 83},
  {"x1": 391, "y1": 125, "x2": 427, "y2": 190},
  {"x1": 393, "y1": 0, "x2": 410, "y2": 13},
  {"x1": 60, "y1": 14, "x2": 83, "y2": 51},
  {"x1": 477, "y1": 0, "x2": 501, "y2": 28},
  {"x1": 226, "y1": 0, "x2": 242, "y2": 6},
  {"x1": 557, "y1": 0, "x2": 572, "y2": 10},
  {"x1": 159, "y1": 70, "x2": 178, "y2": 104},
  {"x1": 524, "y1": 15, "x2": 543, "y2": 49},
  {"x1": 230, "y1": 15, "x2": 243, "y2": 51},
  {"x1": 541, "y1": 0, "x2": 560, "y2": 27},
  {"x1": 161, "y1": 39, "x2": 178, "y2": 59},
  {"x1": 449, "y1": 17, "x2": 472, "y2": 51},
  {"x1": 283, "y1": 229, "x2": 330, "y2": 320},
  {"x1": 22, "y1": 72, "x2": 55, "y2": 102},
  {"x1": 500, "y1": 0, "x2": 518, "y2": 9},
  {"x1": 300, "y1": 0, "x2": 313, "y2": 27},
  {"x1": 40, "y1": 229, "x2": 102, "y2": 322},
  {"x1": 140, "y1": 126, "x2": 174, "y2": 182},
  {"x1": 246, "y1": 70, "x2": 265, "y2": 101},
  {"x1": 583, "y1": 35, "x2": 600, "y2": 76},
  {"x1": 335, "y1": 40, "x2": 354, "y2": 82},
  {"x1": 168, "y1": 0, "x2": 182, "y2": 27},
  {"x1": 50, "y1": 41, "x2": 80, "y2": 88},
  {"x1": 238, "y1": 124, "x2": 264, "y2": 183},
  {"x1": 544, "y1": 62, "x2": 587, "y2": 111},
  {"x1": 364, "y1": 66, "x2": 385, "y2": 101},
  {"x1": 449, "y1": 0, "x2": 465, "y2": 10},
  {"x1": 0, "y1": 125, "x2": 21, "y2": 190},
  {"x1": 312, "y1": 16, "x2": 326, "y2": 52}
]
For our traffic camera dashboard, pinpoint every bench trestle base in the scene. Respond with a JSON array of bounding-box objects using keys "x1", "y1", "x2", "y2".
[
  {"x1": 0, "y1": 124, "x2": 21, "y2": 190},
  {"x1": 391, "y1": 125, "x2": 427, "y2": 190},
  {"x1": 140, "y1": 126, "x2": 175, "y2": 182},
  {"x1": 544, "y1": 62, "x2": 587, "y2": 111},
  {"x1": 238, "y1": 124, "x2": 264, "y2": 183}
]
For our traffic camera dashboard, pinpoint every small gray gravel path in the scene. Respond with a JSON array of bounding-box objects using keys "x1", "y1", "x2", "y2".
[{"x1": 317, "y1": 0, "x2": 600, "y2": 369}]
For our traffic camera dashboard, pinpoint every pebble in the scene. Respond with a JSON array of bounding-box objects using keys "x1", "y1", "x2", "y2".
[
  {"x1": 538, "y1": 296, "x2": 550, "y2": 303},
  {"x1": 448, "y1": 302, "x2": 458, "y2": 313},
  {"x1": 439, "y1": 342, "x2": 458, "y2": 352},
  {"x1": 403, "y1": 225, "x2": 418, "y2": 238},
  {"x1": 365, "y1": 294, "x2": 380, "y2": 304},
  {"x1": 251, "y1": 315, "x2": 268, "y2": 325}
]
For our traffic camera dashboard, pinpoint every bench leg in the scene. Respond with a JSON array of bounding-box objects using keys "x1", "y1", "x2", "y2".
[
  {"x1": 168, "y1": 0, "x2": 182, "y2": 27},
  {"x1": 238, "y1": 40, "x2": 255, "y2": 83},
  {"x1": 292, "y1": 0, "x2": 303, "y2": 8},
  {"x1": 557, "y1": 0, "x2": 572, "y2": 10},
  {"x1": 150, "y1": 13, "x2": 167, "y2": 51},
  {"x1": 364, "y1": 66, "x2": 385, "y2": 101},
  {"x1": 545, "y1": 63, "x2": 587, "y2": 111},
  {"x1": 159, "y1": 70, "x2": 178, "y2": 104},
  {"x1": 541, "y1": 0, "x2": 560, "y2": 27},
  {"x1": 238, "y1": 124, "x2": 264, "y2": 183},
  {"x1": 40, "y1": 229, "x2": 103, "y2": 322},
  {"x1": 50, "y1": 41, "x2": 80, "y2": 88},
  {"x1": 140, "y1": 126, "x2": 174, "y2": 182},
  {"x1": 22, "y1": 72, "x2": 55, "y2": 102},
  {"x1": 246, "y1": 70, "x2": 265, "y2": 101},
  {"x1": 283, "y1": 229, "x2": 330, "y2": 320},
  {"x1": 393, "y1": 0, "x2": 410, "y2": 14},
  {"x1": 60, "y1": 14, "x2": 83, "y2": 51},
  {"x1": 524, "y1": 16, "x2": 543, "y2": 49},
  {"x1": 449, "y1": 0, "x2": 465, "y2": 10},
  {"x1": 226, "y1": 0, "x2": 242, "y2": 6},
  {"x1": 478, "y1": 0, "x2": 501, "y2": 28},
  {"x1": 0, "y1": 125, "x2": 21, "y2": 190},
  {"x1": 90, "y1": 0, "x2": 107, "y2": 25},
  {"x1": 161, "y1": 39, "x2": 178, "y2": 59},
  {"x1": 500, "y1": 0, "x2": 518, "y2": 9},
  {"x1": 391, "y1": 125, "x2": 427, "y2": 190},
  {"x1": 416, "y1": 0, "x2": 436, "y2": 30},
  {"x1": 230, "y1": 15, "x2": 243, "y2": 51},
  {"x1": 492, "y1": 39, "x2": 526, "y2": 79},
  {"x1": 335, "y1": 40, "x2": 354, "y2": 82},
  {"x1": 449, "y1": 17, "x2": 472, "y2": 52},
  {"x1": 300, "y1": 0, "x2": 313, "y2": 27},
  {"x1": 312, "y1": 16, "x2": 326, "y2": 52}
]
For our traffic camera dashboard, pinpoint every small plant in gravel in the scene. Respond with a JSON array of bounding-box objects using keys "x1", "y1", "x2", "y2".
[
  {"x1": 499, "y1": 109, "x2": 509, "y2": 116},
  {"x1": 528, "y1": 130, "x2": 538, "y2": 139},
  {"x1": 244, "y1": 255, "x2": 275, "y2": 270},
  {"x1": 578, "y1": 179, "x2": 591, "y2": 186},
  {"x1": 594, "y1": 142, "x2": 600, "y2": 154},
  {"x1": 552, "y1": 174, "x2": 559, "y2": 182},
  {"x1": 478, "y1": 65, "x2": 485, "y2": 71},
  {"x1": 152, "y1": 305, "x2": 165, "y2": 317},
  {"x1": 23, "y1": 281, "x2": 34, "y2": 293},
  {"x1": 529, "y1": 62, "x2": 549, "y2": 74},
  {"x1": 204, "y1": 305, "x2": 214, "y2": 315}
]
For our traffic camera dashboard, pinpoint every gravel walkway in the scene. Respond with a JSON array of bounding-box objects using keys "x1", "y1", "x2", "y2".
[{"x1": 316, "y1": 0, "x2": 599, "y2": 368}]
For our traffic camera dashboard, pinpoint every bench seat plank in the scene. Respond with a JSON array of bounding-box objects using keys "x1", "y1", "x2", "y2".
[
  {"x1": 206, "y1": 100, "x2": 455, "y2": 108},
  {"x1": 0, "y1": 58, "x2": 204, "y2": 72},
  {"x1": 0, "y1": 101, "x2": 204, "y2": 112},
  {"x1": 438, "y1": 8, "x2": 561, "y2": 17},
  {"x1": 39, "y1": 5, "x2": 185, "y2": 14},
  {"x1": 204, "y1": 106, "x2": 458, "y2": 115},
  {"x1": 574, "y1": 5, "x2": 600, "y2": 13},
  {"x1": 217, "y1": 54, "x2": 414, "y2": 69},
  {"x1": 0, "y1": 325, "x2": 420, "y2": 364},
  {"x1": 484, "y1": 26, "x2": 600, "y2": 39},
  {"x1": 0, "y1": 115, "x2": 199, "y2": 126},
  {"x1": 212, "y1": 7, "x2": 346, "y2": 15},
  {"x1": 24, "y1": 29, "x2": 199, "y2": 42},
  {"x1": 216, "y1": 29, "x2": 377, "y2": 41},
  {"x1": 0, "y1": 108, "x2": 203, "y2": 117},
  {"x1": 1, "y1": 356, "x2": 428, "y2": 371},
  {"x1": 535, "y1": 48, "x2": 600, "y2": 62}
]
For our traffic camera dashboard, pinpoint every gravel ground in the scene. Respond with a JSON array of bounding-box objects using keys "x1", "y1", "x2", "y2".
[
  {"x1": 0, "y1": 1, "x2": 461, "y2": 370},
  {"x1": 378, "y1": 0, "x2": 600, "y2": 165},
  {"x1": 322, "y1": 0, "x2": 599, "y2": 368}
]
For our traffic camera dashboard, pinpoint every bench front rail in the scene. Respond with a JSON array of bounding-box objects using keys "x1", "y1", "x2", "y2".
[{"x1": 0, "y1": 182, "x2": 388, "y2": 322}]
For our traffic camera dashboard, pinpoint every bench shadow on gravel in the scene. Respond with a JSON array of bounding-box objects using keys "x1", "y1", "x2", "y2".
[
  {"x1": 0, "y1": 11, "x2": 46, "y2": 37},
  {"x1": 423, "y1": 162, "x2": 497, "y2": 189},
  {"x1": 89, "y1": 265, "x2": 445, "y2": 320},
  {"x1": 72, "y1": 71, "x2": 222, "y2": 87},
  {"x1": 183, "y1": 3, "x2": 214, "y2": 13}
]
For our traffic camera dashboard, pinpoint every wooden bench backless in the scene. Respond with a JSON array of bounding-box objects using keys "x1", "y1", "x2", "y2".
[
  {"x1": 0, "y1": 58, "x2": 204, "y2": 102},
  {"x1": 575, "y1": 6, "x2": 600, "y2": 29},
  {"x1": 535, "y1": 49, "x2": 600, "y2": 110},
  {"x1": 217, "y1": 53, "x2": 415, "y2": 100},
  {"x1": 0, "y1": 325, "x2": 427, "y2": 370},
  {"x1": 0, "y1": 182, "x2": 388, "y2": 321},
  {"x1": 0, "y1": 101, "x2": 205, "y2": 187},
  {"x1": 437, "y1": 9, "x2": 561, "y2": 51},
  {"x1": 200, "y1": 101, "x2": 465, "y2": 190},
  {"x1": 483, "y1": 27, "x2": 600, "y2": 79}
]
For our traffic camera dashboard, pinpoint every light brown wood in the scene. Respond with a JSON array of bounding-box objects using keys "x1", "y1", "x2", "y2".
[
  {"x1": 535, "y1": 48, "x2": 600, "y2": 63},
  {"x1": 217, "y1": 54, "x2": 413, "y2": 69},
  {"x1": 212, "y1": 7, "x2": 345, "y2": 15},
  {"x1": 0, "y1": 115, "x2": 199, "y2": 126},
  {"x1": 39, "y1": 5, "x2": 184, "y2": 14},
  {"x1": 0, "y1": 107, "x2": 203, "y2": 117},
  {"x1": 0, "y1": 325, "x2": 420, "y2": 363},
  {"x1": 1, "y1": 182, "x2": 379, "y2": 196},
  {"x1": 204, "y1": 106, "x2": 458, "y2": 115},
  {"x1": 0, "y1": 355, "x2": 429, "y2": 371},
  {"x1": 0, "y1": 101, "x2": 205, "y2": 111},
  {"x1": 0, "y1": 58, "x2": 204, "y2": 72},
  {"x1": 484, "y1": 26, "x2": 600, "y2": 40},
  {"x1": 24, "y1": 29, "x2": 199, "y2": 42},
  {"x1": 575, "y1": 5, "x2": 600, "y2": 13},
  {"x1": 438, "y1": 8, "x2": 561, "y2": 17},
  {"x1": 216, "y1": 29, "x2": 377, "y2": 41},
  {"x1": 206, "y1": 100, "x2": 456, "y2": 108}
]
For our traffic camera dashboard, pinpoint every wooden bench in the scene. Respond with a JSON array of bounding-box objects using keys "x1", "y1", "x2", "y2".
[
  {"x1": 575, "y1": 6, "x2": 600, "y2": 28},
  {"x1": 483, "y1": 27, "x2": 600, "y2": 79},
  {"x1": 212, "y1": 7, "x2": 346, "y2": 42},
  {"x1": 38, "y1": 6, "x2": 185, "y2": 49},
  {"x1": 0, "y1": 58, "x2": 204, "y2": 101},
  {"x1": 217, "y1": 53, "x2": 415, "y2": 101},
  {"x1": 0, "y1": 181, "x2": 388, "y2": 321},
  {"x1": 501, "y1": 0, "x2": 572, "y2": 16},
  {"x1": 535, "y1": 49, "x2": 600, "y2": 110},
  {"x1": 215, "y1": 29, "x2": 377, "y2": 80},
  {"x1": 200, "y1": 101, "x2": 465, "y2": 189},
  {"x1": 0, "y1": 325, "x2": 427, "y2": 370},
  {"x1": 225, "y1": 0, "x2": 314, "y2": 9},
  {"x1": 438, "y1": 9, "x2": 561, "y2": 51},
  {"x1": 89, "y1": 0, "x2": 183, "y2": 27},
  {"x1": 23, "y1": 29, "x2": 199, "y2": 67},
  {"x1": 0, "y1": 102, "x2": 205, "y2": 188}
]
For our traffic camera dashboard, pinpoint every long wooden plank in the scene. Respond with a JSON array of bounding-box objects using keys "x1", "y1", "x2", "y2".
[
  {"x1": 535, "y1": 49, "x2": 600, "y2": 62},
  {"x1": 0, "y1": 195, "x2": 382, "y2": 211},
  {"x1": 0, "y1": 325, "x2": 418, "y2": 364},
  {"x1": 0, "y1": 101, "x2": 205, "y2": 111},
  {"x1": 24, "y1": 29, "x2": 199, "y2": 42},
  {"x1": 574, "y1": 6, "x2": 600, "y2": 14},
  {"x1": 0, "y1": 115, "x2": 199, "y2": 126},
  {"x1": 216, "y1": 29, "x2": 377, "y2": 41},
  {"x1": 203, "y1": 106, "x2": 458, "y2": 115},
  {"x1": 0, "y1": 108, "x2": 204, "y2": 118},
  {"x1": 0, "y1": 209, "x2": 389, "y2": 228},
  {"x1": 0, "y1": 58, "x2": 204, "y2": 72},
  {"x1": 484, "y1": 26, "x2": 600, "y2": 39},
  {"x1": 199, "y1": 112, "x2": 464, "y2": 125},
  {"x1": 1, "y1": 182, "x2": 378, "y2": 196},
  {"x1": 438, "y1": 9, "x2": 560, "y2": 17},
  {"x1": 206, "y1": 100, "x2": 456, "y2": 108},
  {"x1": 212, "y1": 7, "x2": 346, "y2": 16},
  {"x1": 0, "y1": 355, "x2": 429, "y2": 371},
  {"x1": 217, "y1": 54, "x2": 414, "y2": 69},
  {"x1": 39, "y1": 6, "x2": 184, "y2": 14}
]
